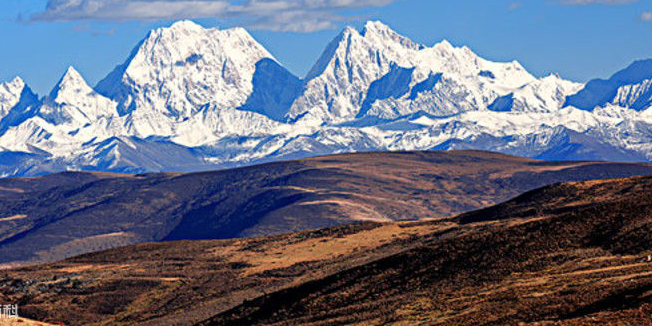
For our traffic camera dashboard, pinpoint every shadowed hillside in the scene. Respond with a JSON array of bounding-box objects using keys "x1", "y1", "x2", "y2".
[
  {"x1": 0, "y1": 175, "x2": 651, "y2": 325},
  {"x1": 1, "y1": 150, "x2": 652, "y2": 268}
]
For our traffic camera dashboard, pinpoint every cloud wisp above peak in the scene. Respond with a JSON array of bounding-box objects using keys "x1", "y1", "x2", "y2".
[{"x1": 30, "y1": 0, "x2": 398, "y2": 32}]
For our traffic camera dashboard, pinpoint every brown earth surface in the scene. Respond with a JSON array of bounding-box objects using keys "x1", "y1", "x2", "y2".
[
  {"x1": 0, "y1": 175, "x2": 651, "y2": 325},
  {"x1": 0, "y1": 317, "x2": 60, "y2": 326},
  {"x1": 2, "y1": 150, "x2": 652, "y2": 267}
]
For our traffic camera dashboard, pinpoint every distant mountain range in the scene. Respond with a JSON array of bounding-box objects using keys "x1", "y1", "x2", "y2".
[{"x1": 2, "y1": 20, "x2": 652, "y2": 176}]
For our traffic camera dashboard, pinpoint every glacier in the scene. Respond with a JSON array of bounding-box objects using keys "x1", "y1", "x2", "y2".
[{"x1": 1, "y1": 20, "x2": 652, "y2": 177}]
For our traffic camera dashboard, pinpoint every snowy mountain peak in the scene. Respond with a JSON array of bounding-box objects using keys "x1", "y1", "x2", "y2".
[
  {"x1": 59, "y1": 66, "x2": 87, "y2": 87},
  {"x1": 433, "y1": 39, "x2": 454, "y2": 51},
  {"x1": 49, "y1": 66, "x2": 94, "y2": 100},
  {"x1": 2, "y1": 19, "x2": 651, "y2": 178},
  {"x1": 140, "y1": 21, "x2": 272, "y2": 67},
  {"x1": 5, "y1": 76, "x2": 25, "y2": 89},
  {"x1": 157, "y1": 20, "x2": 257, "y2": 45},
  {"x1": 167, "y1": 19, "x2": 204, "y2": 32},
  {"x1": 362, "y1": 20, "x2": 423, "y2": 51},
  {"x1": 289, "y1": 20, "x2": 545, "y2": 124},
  {"x1": 0, "y1": 77, "x2": 31, "y2": 119},
  {"x1": 305, "y1": 21, "x2": 422, "y2": 81},
  {"x1": 539, "y1": 73, "x2": 579, "y2": 88},
  {"x1": 95, "y1": 20, "x2": 276, "y2": 136},
  {"x1": 544, "y1": 73, "x2": 562, "y2": 80},
  {"x1": 363, "y1": 20, "x2": 389, "y2": 31},
  {"x1": 304, "y1": 26, "x2": 355, "y2": 81},
  {"x1": 32, "y1": 66, "x2": 120, "y2": 128},
  {"x1": 1, "y1": 77, "x2": 26, "y2": 101},
  {"x1": 510, "y1": 60, "x2": 528, "y2": 72}
]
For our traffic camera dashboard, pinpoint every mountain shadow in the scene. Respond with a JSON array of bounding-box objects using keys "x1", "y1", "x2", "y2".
[{"x1": 237, "y1": 58, "x2": 303, "y2": 122}]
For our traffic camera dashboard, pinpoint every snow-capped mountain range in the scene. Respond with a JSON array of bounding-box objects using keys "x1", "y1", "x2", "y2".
[{"x1": 1, "y1": 20, "x2": 652, "y2": 177}]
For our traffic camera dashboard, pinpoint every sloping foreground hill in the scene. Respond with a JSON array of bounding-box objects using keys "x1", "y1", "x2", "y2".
[
  {"x1": 201, "y1": 176, "x2": 652, "y2": 326},
  {"x1": 2, "y1": 151, "x2": 652, "y2": 268},
  {"x1": 1, "y1": 175, "x2": 652, "y2": 325}
]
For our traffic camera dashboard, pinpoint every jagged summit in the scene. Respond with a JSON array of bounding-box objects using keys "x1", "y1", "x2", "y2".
[
  {"x1": 363, "y1": 20, "x2": 389, "y2": 31},
  {"x1": 28, "y1": 66, "x2": 119, "y2": 128},
  {"x1": 288, "y1": 20, "x2": 540, "y2": 124},
  {"x1": 94, "y1": 19, "x2": 278, "y2": 136},
  {"x1": 0, "y1": 77, "x2": 32, "y2": 119},
  {"x1": 306, "y1": 21, "x2": 424, "y2": 82},
  {"x1": 0, "y1": 77, "x2": 27, "y2": 103},
  {"x1": 362, "y1": 20, "x2": 424, "y2": 51},
  {"x1": 49, "y1": 66, "x2": 93, "y2": 100},
  {"x1": 2, "y1": 76, "x2": 25, "y2": 88}
]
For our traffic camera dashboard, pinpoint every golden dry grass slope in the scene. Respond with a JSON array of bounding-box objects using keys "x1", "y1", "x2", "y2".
[
  {"x1": 2, "y1": 150, "x2": 652, "y2": 268},
  {"x1": 0, "y1": 175, "x2": 651, "y2": 325}
]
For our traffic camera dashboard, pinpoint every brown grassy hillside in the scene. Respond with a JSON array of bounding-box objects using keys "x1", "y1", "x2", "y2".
[
  {"x1": 201, "y1": 176, "x2": 652, "y2": 326},
  {"x1": 1, "y1": 175, "x2": 651, "y2": 325},
  {"x1": 2, "y1": 150, "x2": 652, "y2": 268}
]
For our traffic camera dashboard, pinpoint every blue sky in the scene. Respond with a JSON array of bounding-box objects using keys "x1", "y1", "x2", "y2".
[{"x1": 1, "y1": 0, "x2": 652, "y2": 95}]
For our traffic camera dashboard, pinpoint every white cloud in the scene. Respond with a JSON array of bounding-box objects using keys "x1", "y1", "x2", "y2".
[
  {"x1": 640, "y1": 11, "x2": 652, "y2": 21},
  {"x1": 31, "y1": 0, "x2": 398, "y2": 32}
]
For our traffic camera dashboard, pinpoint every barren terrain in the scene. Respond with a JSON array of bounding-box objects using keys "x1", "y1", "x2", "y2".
[
  {"x1": 1, "y1": 175, "x2": 651, "y2": 325},
  {"x1": 2, "y1": 150, "x2": 652, "y2": 267}
]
